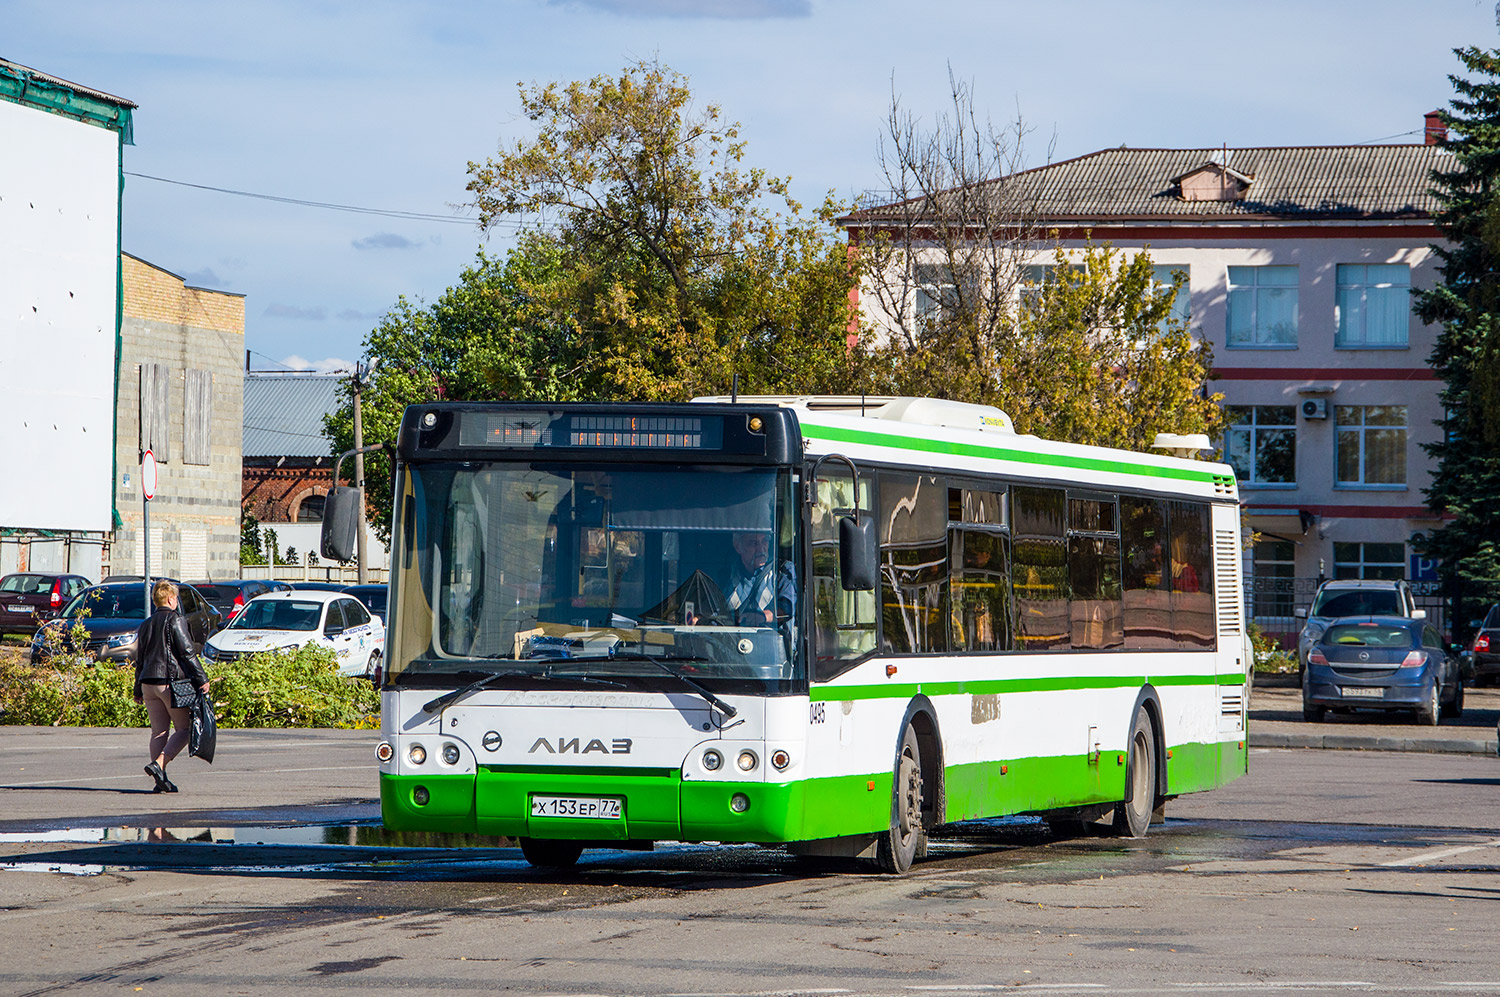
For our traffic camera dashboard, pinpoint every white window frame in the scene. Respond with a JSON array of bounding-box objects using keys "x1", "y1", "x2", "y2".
[
  {"x1": 1224, "y1": 405, "x2": 1296, "y2": 487},
  {"x1": 1226, "y1": 265, "x2": 1299, "y2": 349},
  {"x1": 1335, "y1": 405, "x2": 1408, "y2": 488},
  {"x1": 1332, "y1": 541, "x2": 1406, "y2": 580},
  {"x1": 1335, "y1": 263, "x2": 1411, "y2": 349}
]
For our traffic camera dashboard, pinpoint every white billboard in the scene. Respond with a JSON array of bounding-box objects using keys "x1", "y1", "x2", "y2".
[{"x1": 0, "y1": 98, "x2": 118, "y2": 532}]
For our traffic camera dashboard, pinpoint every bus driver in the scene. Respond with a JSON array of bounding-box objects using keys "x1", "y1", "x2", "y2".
[{"x1": 724, "y1": 531, "x2": 796, "y2": 627}]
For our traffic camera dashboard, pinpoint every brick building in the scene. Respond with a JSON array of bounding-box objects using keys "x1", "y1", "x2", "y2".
[{"x1": 109, "y1": 253, "x2": 245, "y2": 580}]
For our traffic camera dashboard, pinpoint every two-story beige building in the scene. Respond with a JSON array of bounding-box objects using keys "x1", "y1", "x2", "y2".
[
  {"x1": 109, "y1": 253, "x2": 245, "y2": 581},
  {"x1": 843, "y1": 130, "x2": 1456, "y2": 637}
]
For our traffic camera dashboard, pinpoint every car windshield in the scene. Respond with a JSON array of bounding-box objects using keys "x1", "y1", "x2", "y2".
[
  {"x1": 1, "y1": 574, "x2": 50, "y2": 594},
  {"x1": 64, "y1": 586, "x2": 147, "y2": 620},
  {"x1": 1323, "y1": 624, "x2": 1414, "y2": 648},
  {"x1": 388, "y1": 462, "x2": 799, "y2": 691},
  {"x1": 230, "y1": 599, "x2": 323, "y2": 631},
  {"x1": 1310, "y1": 588, "x2": 1402, "y2": 618},
  {"x1": 1485, "y1": 604, "x2": 1500, "y2": 629},
  {"x1": 194, "y1": 585, "x2": 235, "y2": 602}
]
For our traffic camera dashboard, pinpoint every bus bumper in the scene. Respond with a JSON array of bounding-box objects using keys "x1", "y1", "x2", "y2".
[{"x1": 379, "y1": 769, "x2": 839, "y2": 843}]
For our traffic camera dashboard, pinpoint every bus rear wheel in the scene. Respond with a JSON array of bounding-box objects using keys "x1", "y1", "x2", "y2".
[
  {"x1": 519, "y1": 837, "x2": 583, "y2": 869},
  {"x1": 1111, "y1": 706, "x2": 1157, "y2": 839},
  {"x1": 874, "y1": 724, "x2": 924, "y2": 874}
]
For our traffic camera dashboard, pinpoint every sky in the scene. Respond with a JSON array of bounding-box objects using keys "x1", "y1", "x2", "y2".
[{"x1": 7, "y1": 0, "x2": 1500, "y2": 372}]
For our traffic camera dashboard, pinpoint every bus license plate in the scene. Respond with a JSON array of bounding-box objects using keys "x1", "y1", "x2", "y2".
[
  {"x1": 1341, "y1": 686, "x2": 1385, "y2": 698},
  {"x1": 531, "y1": 795, "x2": 622, "y2": 819}
]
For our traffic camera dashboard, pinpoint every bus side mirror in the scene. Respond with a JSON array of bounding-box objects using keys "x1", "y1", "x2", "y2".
[
  {"x1": 838, "y1": 515, "x2": 877, "y2": 592},
  {"x1": 320, "y1": 486, "x2": 362, "y2": 562}
]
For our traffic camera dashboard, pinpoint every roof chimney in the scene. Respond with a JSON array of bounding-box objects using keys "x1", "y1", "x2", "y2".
[{"x1": 1425, "y1": 109, "x2": 1447, "y2": 145}]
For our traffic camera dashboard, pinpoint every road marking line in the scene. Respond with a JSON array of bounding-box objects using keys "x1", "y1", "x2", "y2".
[{"x1": 1381, "y1": 837, "x2": 1500, "y2": 867}]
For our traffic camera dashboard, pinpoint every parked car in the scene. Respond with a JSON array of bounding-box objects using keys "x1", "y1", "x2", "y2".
[
  {"x1": 1302, "y1": 616, "x2": 1461, "y2": 725},
  {"x1": 203, "y1": 590, "x2": 384, "y2": 680},
  {"x1": 1296, "y1": 579, "x2": 1424, "y2": 675},
  {"x1": 287, "y1": 581, "x2": 349, "y2": 593},
  {"x1": 0, "y1": 573, "x2": 91, "y2": 636},
  {"x1": 31, "y1": 580, "x2": 222, "y2": 664},
  {"x1": 188, "y1": 579, "x2": 292, "y2": 627},
  {"x1": 1467, "y1": 602, "x2": 1500, "y2": 686},
  {"x1": 341, "y1": 584, "x2": 388, "y2": 625}
]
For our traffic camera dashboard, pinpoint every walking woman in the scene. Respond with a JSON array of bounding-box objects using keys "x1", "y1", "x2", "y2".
[{"x1": 133, "y1": 579, "x2": 210, "y2": 793}]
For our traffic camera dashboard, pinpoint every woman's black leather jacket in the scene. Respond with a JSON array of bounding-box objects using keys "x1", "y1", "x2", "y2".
[{"x1": 134, "y1": 608, "x2": 209, "y2": 697}]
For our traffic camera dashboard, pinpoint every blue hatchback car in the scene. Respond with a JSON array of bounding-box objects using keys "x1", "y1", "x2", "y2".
[{"x1": 1302, "y1": 617, "x2": 1461, "y2": 726}]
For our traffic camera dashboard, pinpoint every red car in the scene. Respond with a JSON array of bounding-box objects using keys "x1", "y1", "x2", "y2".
[{"x1": 0, "y1": 573, "x2": 92, "y2": 636}]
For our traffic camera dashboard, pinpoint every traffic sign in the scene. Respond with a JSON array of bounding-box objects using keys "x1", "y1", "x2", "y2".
[{"x1": 141, "y1": 450, "x2": 157, "y2": 501}]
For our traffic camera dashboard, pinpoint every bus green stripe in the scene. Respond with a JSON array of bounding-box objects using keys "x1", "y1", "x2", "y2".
[
  {"x1": 810, "y1": 670, "x2": 1244, "y2": 702},
  {"x1": 801, "y1": 422, "x2": 1220, "y2": 484}
]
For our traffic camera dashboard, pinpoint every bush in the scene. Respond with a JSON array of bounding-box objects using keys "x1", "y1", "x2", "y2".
[{"x1": 0, "y1": 643, "x2": 379, "y2": 729}]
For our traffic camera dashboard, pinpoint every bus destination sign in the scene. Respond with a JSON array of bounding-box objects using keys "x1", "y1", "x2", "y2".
[{"x1": 459, "y1": 412, "x2": 724, "y2": 451}]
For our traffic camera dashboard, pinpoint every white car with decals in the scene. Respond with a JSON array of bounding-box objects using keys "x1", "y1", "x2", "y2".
[{"x1": 202, "y1": 590, "x2": 385, "y2": 680}]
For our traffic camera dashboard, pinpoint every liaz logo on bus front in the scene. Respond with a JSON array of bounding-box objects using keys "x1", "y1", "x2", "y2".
[{"x1": 528, "y1": 737, "x2": 633, "y2": 755}]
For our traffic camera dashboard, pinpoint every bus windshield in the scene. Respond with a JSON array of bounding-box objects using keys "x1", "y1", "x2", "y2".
[{"x1": 388, "y1": 462, "x2": 800, "y2": 691}]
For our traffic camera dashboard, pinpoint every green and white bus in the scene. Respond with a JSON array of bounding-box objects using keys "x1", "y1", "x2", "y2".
[{"x1": 325, "y1": 396, "x2": 1249, "y2": 873}]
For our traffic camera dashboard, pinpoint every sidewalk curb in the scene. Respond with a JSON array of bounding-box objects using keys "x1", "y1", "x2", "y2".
[{"x1": 1249, "y1": 731, "x2": 1498, "y2": 755}]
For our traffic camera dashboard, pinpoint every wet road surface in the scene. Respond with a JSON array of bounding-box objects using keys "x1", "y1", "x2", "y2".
[{"x1": 2, "y1": 745, "x2": 1500, "y2": 995}]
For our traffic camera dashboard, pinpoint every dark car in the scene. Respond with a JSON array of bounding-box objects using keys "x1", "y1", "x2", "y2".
[
  {"x1": 1467, "y1": 603, "x2": 1500, "y2": 686},
  {"x1": 31, "y1": 580, "x2": 222, "y2": 665},
  {"x1": 1302, "y1": 616, "x2": 1461, "y2": 725},
  {"x1": 188, "y1": 579, "x2": 292, "y2": 627},
  {"x1": 287, "y1": 581, "x2": 348, "y2": 593},
  {"x1": 341, "y1": 584, "x2": 388, "y2": 625},
  {"x1": 1295, "y1": 579, "x2": 1423, "y2": 675},
  {"x1": 0, "y1": 573, "x2": 91, "y2": 636}
]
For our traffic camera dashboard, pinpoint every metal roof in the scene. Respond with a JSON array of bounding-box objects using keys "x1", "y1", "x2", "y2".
[
  {"x1": 242, "y1": 373, "x2": 345, "y2": 459},
  {"x1": 842, "y1": 144, "x2": 1457, "y2": 225},
  {"x1": 0, "y1": 56, "x2": 136, "y2": 108}
]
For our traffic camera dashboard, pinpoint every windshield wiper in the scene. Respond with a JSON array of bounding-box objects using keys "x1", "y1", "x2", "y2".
[
  {"x1": 422, "y1": 667, "x2": 622, "y2": 714},
  {"x1": 596, "y1": 652, "x2": 739, "y2": 720}
]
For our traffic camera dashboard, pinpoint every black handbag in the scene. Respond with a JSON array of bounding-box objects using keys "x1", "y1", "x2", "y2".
[
  {"x1": 169, "y1": 679, "x2": 198, "y2": 708},
  {"x1": 189, "y1": 692, "x2": 217, "y2": 763}
]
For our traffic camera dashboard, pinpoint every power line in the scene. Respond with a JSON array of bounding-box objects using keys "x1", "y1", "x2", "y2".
[
  {"x1": 124, "y1": 170, "x2": 527, "y2": 229},
  {"x1": 1358, "y1": 128, "x2": 1423, "y2": 145}
]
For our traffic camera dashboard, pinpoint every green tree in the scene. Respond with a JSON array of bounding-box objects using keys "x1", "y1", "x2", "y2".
[
  {"x1": 868, "y1": 242, "x2": 1223, "y2": 449},
  {"x1": 1416, "y1": 46, "x2": 1500, "y2": 622},
  {"x1": 465, "y1": 59, "x2": 865, "y2": 401},
  {"x1": 240, "y1": 512, "x2": 266, "y2": 567}
]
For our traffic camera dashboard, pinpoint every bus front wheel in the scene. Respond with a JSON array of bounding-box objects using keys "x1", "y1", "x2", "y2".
[
  {"x1": 519, "y1": 837, "x2": 583, "y2": 870},
  {"x1": 1111, "y1": 706, "x2": 1158, "y2": 839},
  {"x1": 874, "y1": 724, "x2": 924, "y2": 874}
]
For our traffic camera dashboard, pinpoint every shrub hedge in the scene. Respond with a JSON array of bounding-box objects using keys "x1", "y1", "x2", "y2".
[{"x1": 0, "y1": 643, "x2": 379, "y2": 729}]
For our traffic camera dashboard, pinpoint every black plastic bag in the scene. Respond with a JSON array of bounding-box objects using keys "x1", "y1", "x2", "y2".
[{"x1": 189, "y1": 692, "x2": 217, "y2": 764}]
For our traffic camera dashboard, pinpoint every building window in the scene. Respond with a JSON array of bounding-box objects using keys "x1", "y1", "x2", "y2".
[
  {"x1": 1249, "y1": 538, "x2": 1296, "y2": 623},
  {"x1": 1227, "y1": 265, "x2": 1298, "y2": 347},
  {"x1": 914, "y1": 263, "x2": 957, "y2": 323},
  {"x1": 1333, "y1": 542, "x2": 1406, "y2": 580},
  {"x1": 1336, "y1": 405, "x2": 1407, "y2": 486},
  {"x1": 1336, "y1": 264, "x2": 1410, "y2": 348},
  {"x1": 1224, "y1": 405, "x2": 1296, "y2": 485},
  {"x1": 1019, "y1": 263, "x2": 1083, "y2": 314},
  {"x1": 1151, "y1": 264, "x2": 1191, "y2": 334},
  {"x1": 297, "y1": 493, "x2": 326, "y2": 523}
]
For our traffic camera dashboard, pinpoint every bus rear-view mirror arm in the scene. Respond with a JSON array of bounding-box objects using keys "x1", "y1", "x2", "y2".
[
  {"x1": 808, "y1": 453, "x2": 877, "y2": 592},
  {"x1": 320, "y1": 443, "x2": 393, "y2": 563}
]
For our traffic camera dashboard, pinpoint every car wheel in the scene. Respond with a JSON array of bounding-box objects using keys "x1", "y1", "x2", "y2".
[
  {"x1": 1415, "y1": 684, "x2": 1440, "y2": 726},
  {"x1": 364, "y1": 649, "x2": 382, "y2": 684},
  {"x1": 1302, "y1": 702, "x2": 1324, "y2": 723},
  {"x1": 1442, "y1": 679, "x2": 1465, "y2": 719}
]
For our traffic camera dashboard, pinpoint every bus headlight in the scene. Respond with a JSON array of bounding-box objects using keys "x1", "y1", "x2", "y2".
[
  {"x1": 375, "y1": 742, "x2": 394, "y2": 762},
  {"x1": 441, "y1": 743, "x2": 461, "y2": 765},
  {"x1": 737, "y1": 750, "x2": 758, "y2": 772},
  {"x1": 408, "y1": 743, "x2": 427, "y2": 765},
  {"x1": 702, "y1": 749, "x2": 723, "y2": 771},
  {"x1": 770, "y1": 749, "x2": 790, "y2": 771}
]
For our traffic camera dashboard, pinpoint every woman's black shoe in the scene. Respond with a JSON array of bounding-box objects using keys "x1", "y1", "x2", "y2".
[{"x1": 145, "y1": 762, "x2": 170, "y2": 793}]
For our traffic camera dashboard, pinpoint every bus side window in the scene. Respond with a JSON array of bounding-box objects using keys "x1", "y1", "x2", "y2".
[
  {"x1": 811, "y1": 476, "x2": 875, "y2": 681},
  {"x1": 879, "y1": 473, "x2": 949, "y2": 655},
  {"x1": 1012, "y1": 486, "x2": 1068, "y2": 652}
]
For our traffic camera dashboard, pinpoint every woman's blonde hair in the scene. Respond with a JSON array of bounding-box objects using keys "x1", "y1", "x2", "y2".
[{"x1": 151, "y1": 579, "x2": 178, "y2": 608}]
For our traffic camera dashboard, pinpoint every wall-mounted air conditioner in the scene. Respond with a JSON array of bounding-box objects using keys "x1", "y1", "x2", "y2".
[{"x1": 1301, "y1": 398, "x2": 1328, "y2": 420}]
